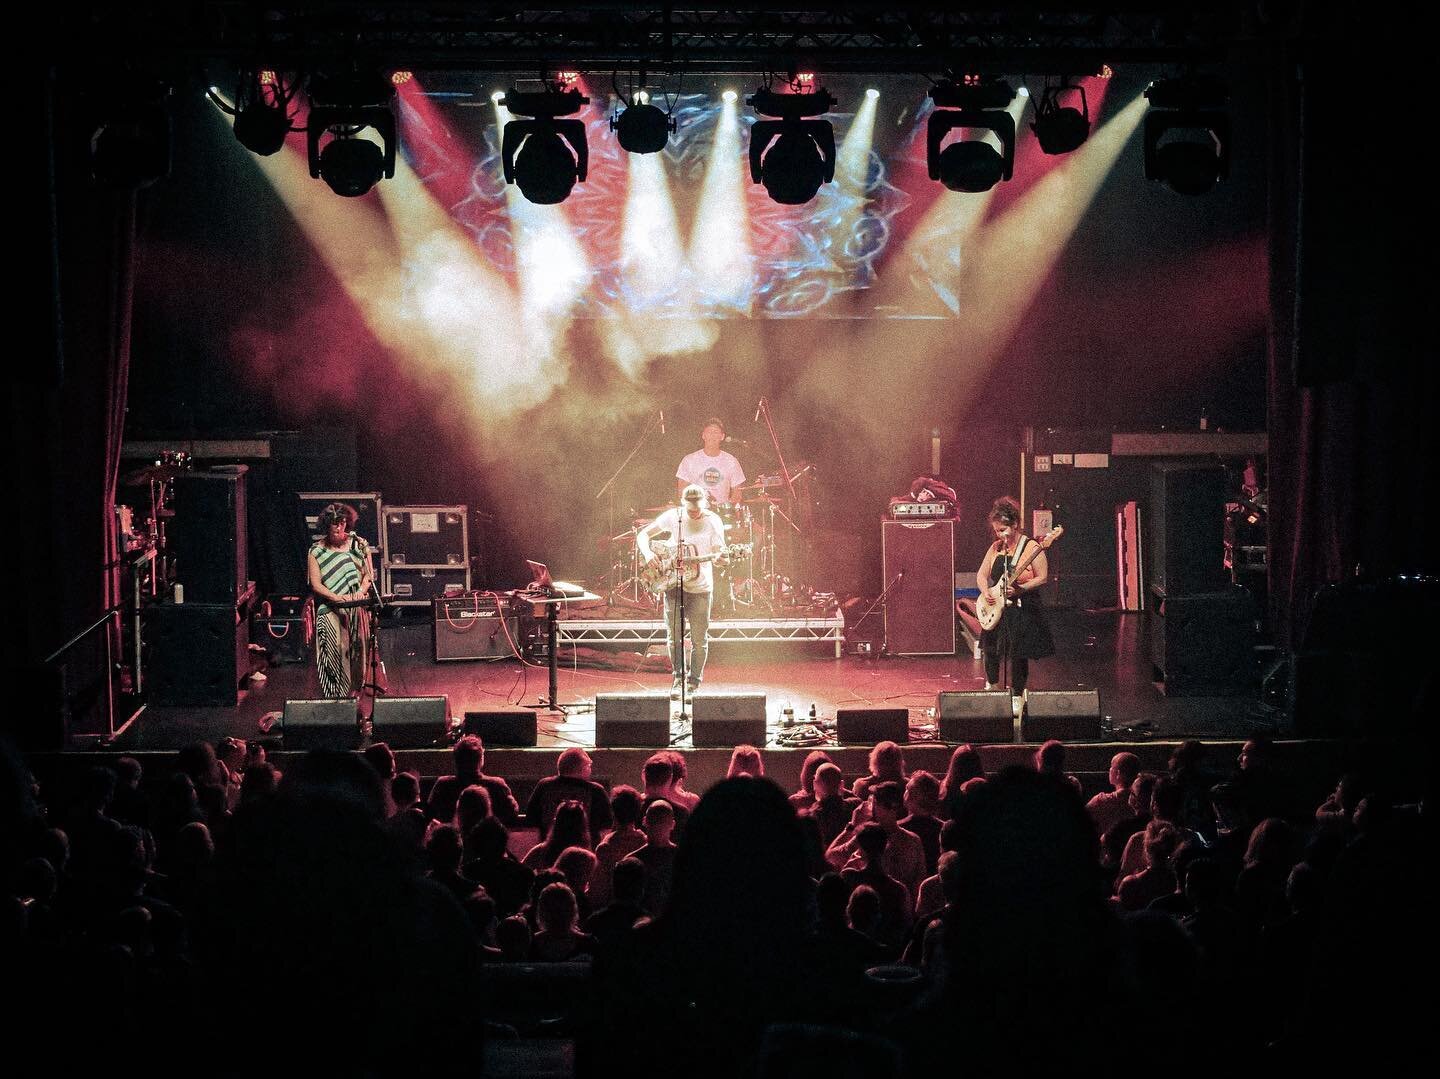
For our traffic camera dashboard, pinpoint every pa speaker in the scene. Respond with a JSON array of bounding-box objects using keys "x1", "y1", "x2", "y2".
[
  {"x1": 936, "y1": 691, "x2": 1014, "y2": 743},
  {"x1": 1021, "y1": 689, "x2": 1102, "y2": 743},
  {"x1": 692, "y1": 694, "x2": 767, "y2": 747},
  {"x1": 1149, "y1": 586, "x2": 1258, "y2": 696},
  {"x1": 836, "y1": 708, "x2": 909, "y2": 745},
  {"x1": 283, "y1": 698, "x2": 359, "y2": 751},
  {"x1": 170, "y1": 468, "x2": 248, "y2": 604},
  {"x1": 143, "y1": 602, "x2": 249, "y2": 706},
  {"x1": 882, "y1": 519, "x2": 955, "y2": 655},
  {"x1": 462, "y1": 708, "x2": 539, "y2": 747},
  {"x1": 371, "y1": 696, "x2": 450, "y2": 748},
  {"x1": 1148, "y1": 462, "x2": 1225, "y2": 596},
  {"x1": 595, "y1": 693, "x2": 670, "y2": 747}
]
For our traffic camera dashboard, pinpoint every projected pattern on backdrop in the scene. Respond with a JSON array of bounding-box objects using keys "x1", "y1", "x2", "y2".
[{"x1": 399, "y1": 91, "x2": 916, "y2": 320}]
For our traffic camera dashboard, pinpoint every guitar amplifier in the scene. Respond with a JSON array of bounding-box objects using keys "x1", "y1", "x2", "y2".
[
  {"x1": 891, "y1": 501, "x2": 949, "y2": 518},
  {"x1": 433, "y1": 594, "x2": 519, "y2": 661}
]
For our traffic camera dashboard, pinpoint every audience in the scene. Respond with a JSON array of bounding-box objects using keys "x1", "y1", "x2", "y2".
[
  {"x1": 3, "y1": 726, "x2": 1421, "y2": 1074},
  {"x1": 427, "y1": 735, "x2": 520, "y2": 826},
  {"x1": 523, "y1": 748, "x2": 611, "y2": 840}
]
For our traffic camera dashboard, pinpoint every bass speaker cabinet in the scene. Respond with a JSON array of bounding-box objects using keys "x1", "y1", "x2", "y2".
[
  {"x1": 1149, "y1": 586, "x2": 1258, "y2": 696},
  {"x1": 836, "y1": 707, "x2": 909, "y2": 745},
  {"x1": 462, "y1": 708, "x2": 539, "y2": 747},
  {"x1": 283, "y1": 698, "x2": 359, "y2": 751},
  {"x1": 1148, "y1": 462, "x2": 1225, "y2": 596},
  {"x1": 143, "y1": 602, "x2": 249, "y2": 706},
  {"x1": 371, "y1": 696, "x2": 450, "y2": 748},
  {"x1": 1021, "y1": 688, "x2": 1103, "y2": 743},
  {"x1": 691, "y1": 694, "x2": 767, "y2": 747},
  {"x1": 595, "y1": 693, "x2": 671, "y2": 747},
  {"x1": 170, "y1": 467, "x2": 249, "y2": 604},
  {"x1": 882, "y1": 519, "x2": 956, "y2": 655},
  {"x1": 936, "y1": 691, "x2": 1014, "y2": 743}
]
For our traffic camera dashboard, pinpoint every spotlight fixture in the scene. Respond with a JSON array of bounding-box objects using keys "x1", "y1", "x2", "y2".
[
  {"x1": 1143, "y1": 75, "x2": 1229, "y2": 195},
  {"x1": 306, "y1": 71, "x2": 397, "y2": 197},
  {"x1": 926, "y1": 77, "x2": 1017, "y2": 193},
  {"x1": 746, "y1": 85, "x2": 838, "y2": 205},
  {"x1": 500, "y1": 86, "x2": 590, "y2": 204},
  {"x1": 207, "y1": 69, "x2": 300, "y2": 157},
  {"x1": 1030, "y1": 81, "x2": 1090, "y2": 156},
  {"x1": 611, "y1": 93, "x2": 675, "y2": 154}
]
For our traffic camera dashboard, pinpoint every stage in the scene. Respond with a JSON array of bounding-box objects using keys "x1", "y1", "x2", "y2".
[{"x1": 109, "y1": 606, "x2": 1279, "y2": 756}]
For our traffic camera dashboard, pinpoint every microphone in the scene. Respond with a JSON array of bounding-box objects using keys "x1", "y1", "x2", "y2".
[
  {"x1": 723, "y1": 435, "x2": 747, "y2": 446},
  {"x1": 659, "y1": 409, "x2": 665, "y2": 435},
  {"x1": 754, "y1": 398, "x2": 763, "y2": 423}
]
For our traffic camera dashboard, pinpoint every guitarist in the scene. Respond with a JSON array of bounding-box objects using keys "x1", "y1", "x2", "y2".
[
  {"x1": 976, "y1": 496, "x2": 1055, "y2": 710},
  {"x1": 637, "y1": 485, "x2": 730, "y2": 697}
]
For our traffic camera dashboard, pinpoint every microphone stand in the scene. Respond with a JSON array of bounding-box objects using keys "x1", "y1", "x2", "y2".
[
  {"x1": 674, "y1": 505, "x2": 690, "y2": 726},
  {"x1": 359, "y1": 581, "x2": 388, "y2": 722}
]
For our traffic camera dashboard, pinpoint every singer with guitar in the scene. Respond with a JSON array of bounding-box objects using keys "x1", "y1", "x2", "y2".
[
  {"x1": 638, "y1": 485, "x2": 732, "y2": 697},
  {"x1": 307, "y1": 502, "x2": 377, "y2": 699},
  {"x1": 976, "y1": 496, "x2": 1057, "y2": 712}
]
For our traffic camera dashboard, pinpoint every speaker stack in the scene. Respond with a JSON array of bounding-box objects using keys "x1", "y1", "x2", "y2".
[
  {"x1": 881, "y1": 519, "x2": 955, "y2": 655},
  {"x1": 1147, "y1": 463, "x2": 1255, "y2": 696}
]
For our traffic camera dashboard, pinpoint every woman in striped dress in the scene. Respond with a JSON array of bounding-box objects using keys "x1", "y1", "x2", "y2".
[{"x1": 306, "y1": 503, "x2": 376, "y2": 699}]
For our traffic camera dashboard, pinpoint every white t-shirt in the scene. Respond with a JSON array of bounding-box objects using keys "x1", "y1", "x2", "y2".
[
  {"x1": 676, "y1": 449, "x2": 746, "y2": 505},
  {"x1": 645, "y1": 508, "x2": 727, "y2": 593}
]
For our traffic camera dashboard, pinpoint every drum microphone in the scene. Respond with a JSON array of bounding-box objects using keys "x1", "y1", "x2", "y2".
[{"x1": 659, "y1": 409, "x2": 665, "y2": 435}]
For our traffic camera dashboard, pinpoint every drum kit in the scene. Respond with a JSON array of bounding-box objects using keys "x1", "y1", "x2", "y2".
[{"x1": 597, "y1": 465, "x2": 814, "y2": 614}]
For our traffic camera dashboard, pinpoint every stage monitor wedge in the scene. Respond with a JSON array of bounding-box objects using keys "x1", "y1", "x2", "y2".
[
  {"x1": 836, "y1": 707, "x2": 909, "y2": 745},
  {"x1": 936, "y1": 691, "x2": 1014, "y2": 743},
  {"x1": 595, "y1": 693, "x2": 670, "y2": 747},
  {"x1": 691, "y1": 693, "x2": 767, "y2": 747},
  {"x1": 1021, "y1": 688, "x2": 1102, "y2": 743},
  {"x1": 283, "y1": 698, "x2": 360, "y2": 751},
  {"x1": 371, "y1": 696, "x2": 450, "y2": 748},
  {"x1": 462, "y1": 708, "x2": 539, "y2": 747}
]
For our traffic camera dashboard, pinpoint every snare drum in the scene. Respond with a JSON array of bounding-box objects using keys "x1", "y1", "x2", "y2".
[{"x1": 717, "y1": 503, "x2": 752, "y2": 545}]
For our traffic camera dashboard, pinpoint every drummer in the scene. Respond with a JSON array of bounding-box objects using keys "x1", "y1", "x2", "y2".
[{"x1": 676, "y1": 417, "x2": 745, "y2": 506}]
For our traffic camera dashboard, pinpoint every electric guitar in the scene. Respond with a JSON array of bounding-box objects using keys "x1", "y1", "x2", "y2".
[
  {"x1": 976, "y1": 526, "x2": 1064, "y2": 631},
  {"x1": 641, "y1": 542, "x2": 751, "y2": 595}
]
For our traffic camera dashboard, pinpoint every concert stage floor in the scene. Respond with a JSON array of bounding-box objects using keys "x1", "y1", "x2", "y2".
[{"x1": 112, "y1": 607, "x2": 1280, "y2": 755}]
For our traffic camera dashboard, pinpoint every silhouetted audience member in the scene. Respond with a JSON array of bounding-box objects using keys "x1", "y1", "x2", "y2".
[
  {"x1": 839, "y1": 823, "x2": 913, "y2": 948},
  {"x1": 496, "y1": 914, "x2": 531, "y2": 962},
  {"x1": 1119, "y1": 775, "x2": 1189, "y2": 878},
  {"x1": 727, "y1": 744, "x2": 764, "y2": 778},
  {"x1": 812, "y1": 872, "x2": 890, "y2": 973},
  {"x1": 826, "y1": 782, "x2": 925, "y2": 899},
  {"x1": 455, "y1": 783, "x2": 493, "y2": 845},
  {"x1": 806, "y1": 763, "x2": 859, "y2": 848},
  {"x1": 852, "y1": 741, "x2": 906, "y2": 802},
  {"x1": 1087, "y1": 751, "x2": 1141, "y2": 838},
  {"x1": 1116, "y1": 820, "x2": 1181, "y2": 911},
  {"x1": 1234, "y1": 817, "x2": 1299, "y2": 931},
  {"x1": 790, "y1": 750, "x2": 837, "y2": 812},
  {"x1": 585, "y1": 856, "x2": 648, "y2": 949},
  {"x1": 633, "y1": 799, "x2": 678, "y2": 915},
  {"x1": 463, "y1": 816, "x2": 534, "y2": 918},
  {"x1": 1233, "y1": 736, "x2": 1294, "y2": 824},
  {"x1": 194, "y1": 750, "x2": 483, "y2": 1071},
  {"x1": 1033, "y1": 739, "x2": 1084, "y2": 797},
  {"x1": 553, "y1": 845, "x2": 599, "y2": 921},
  {"x1": 939, "y1": 744, "x2": 984, "y2": 821},
  {"x1": 902, "y1": 849, "x2": 964, "y2": 973},
  {"x1": 656, "y1": 750, "x2": 701, "y2": 812},
  {"x1": 522, "y1": 799, "x2": 591, "y2": 870},
  {"x1": 587, "y1": 778, "x2": 854, "y2": 1077},
  {"x1": 109, "y1": 757, "x2": 150, "y2": 829},
  {"x1": 426, "y1": 823, "x2": 481, "y2": 902},
  {"x1": 530, "y1": 881, "x2": 596, "y2": 962},
  {"x1": 239, "y1": 762, "x2": 281, "y2": 808},
  {"x1": 1169, "y1": 739, "x2": 1220, "y2": 836},
  {"x1": 900, "y1": 771, "x2": 943, "y2": 876},
  {"x1": 641, "y1": 755, "x2": 691, "y2": 839},
  {"x1": 592, "y1": 785, "x2": 647, "y2": 908},
  {"x1": 524, "y1": 748, "x2": 611, "y2": 840},
  {"x1": 361, "y1": 741, "x2": 397, "y2": 784},
  {"x1": 894, "y1": 767, "x2": 1203, "y2": 1072},
  {"x1": 427, "y1": 735, "x2": 520, "y2": 826}
]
